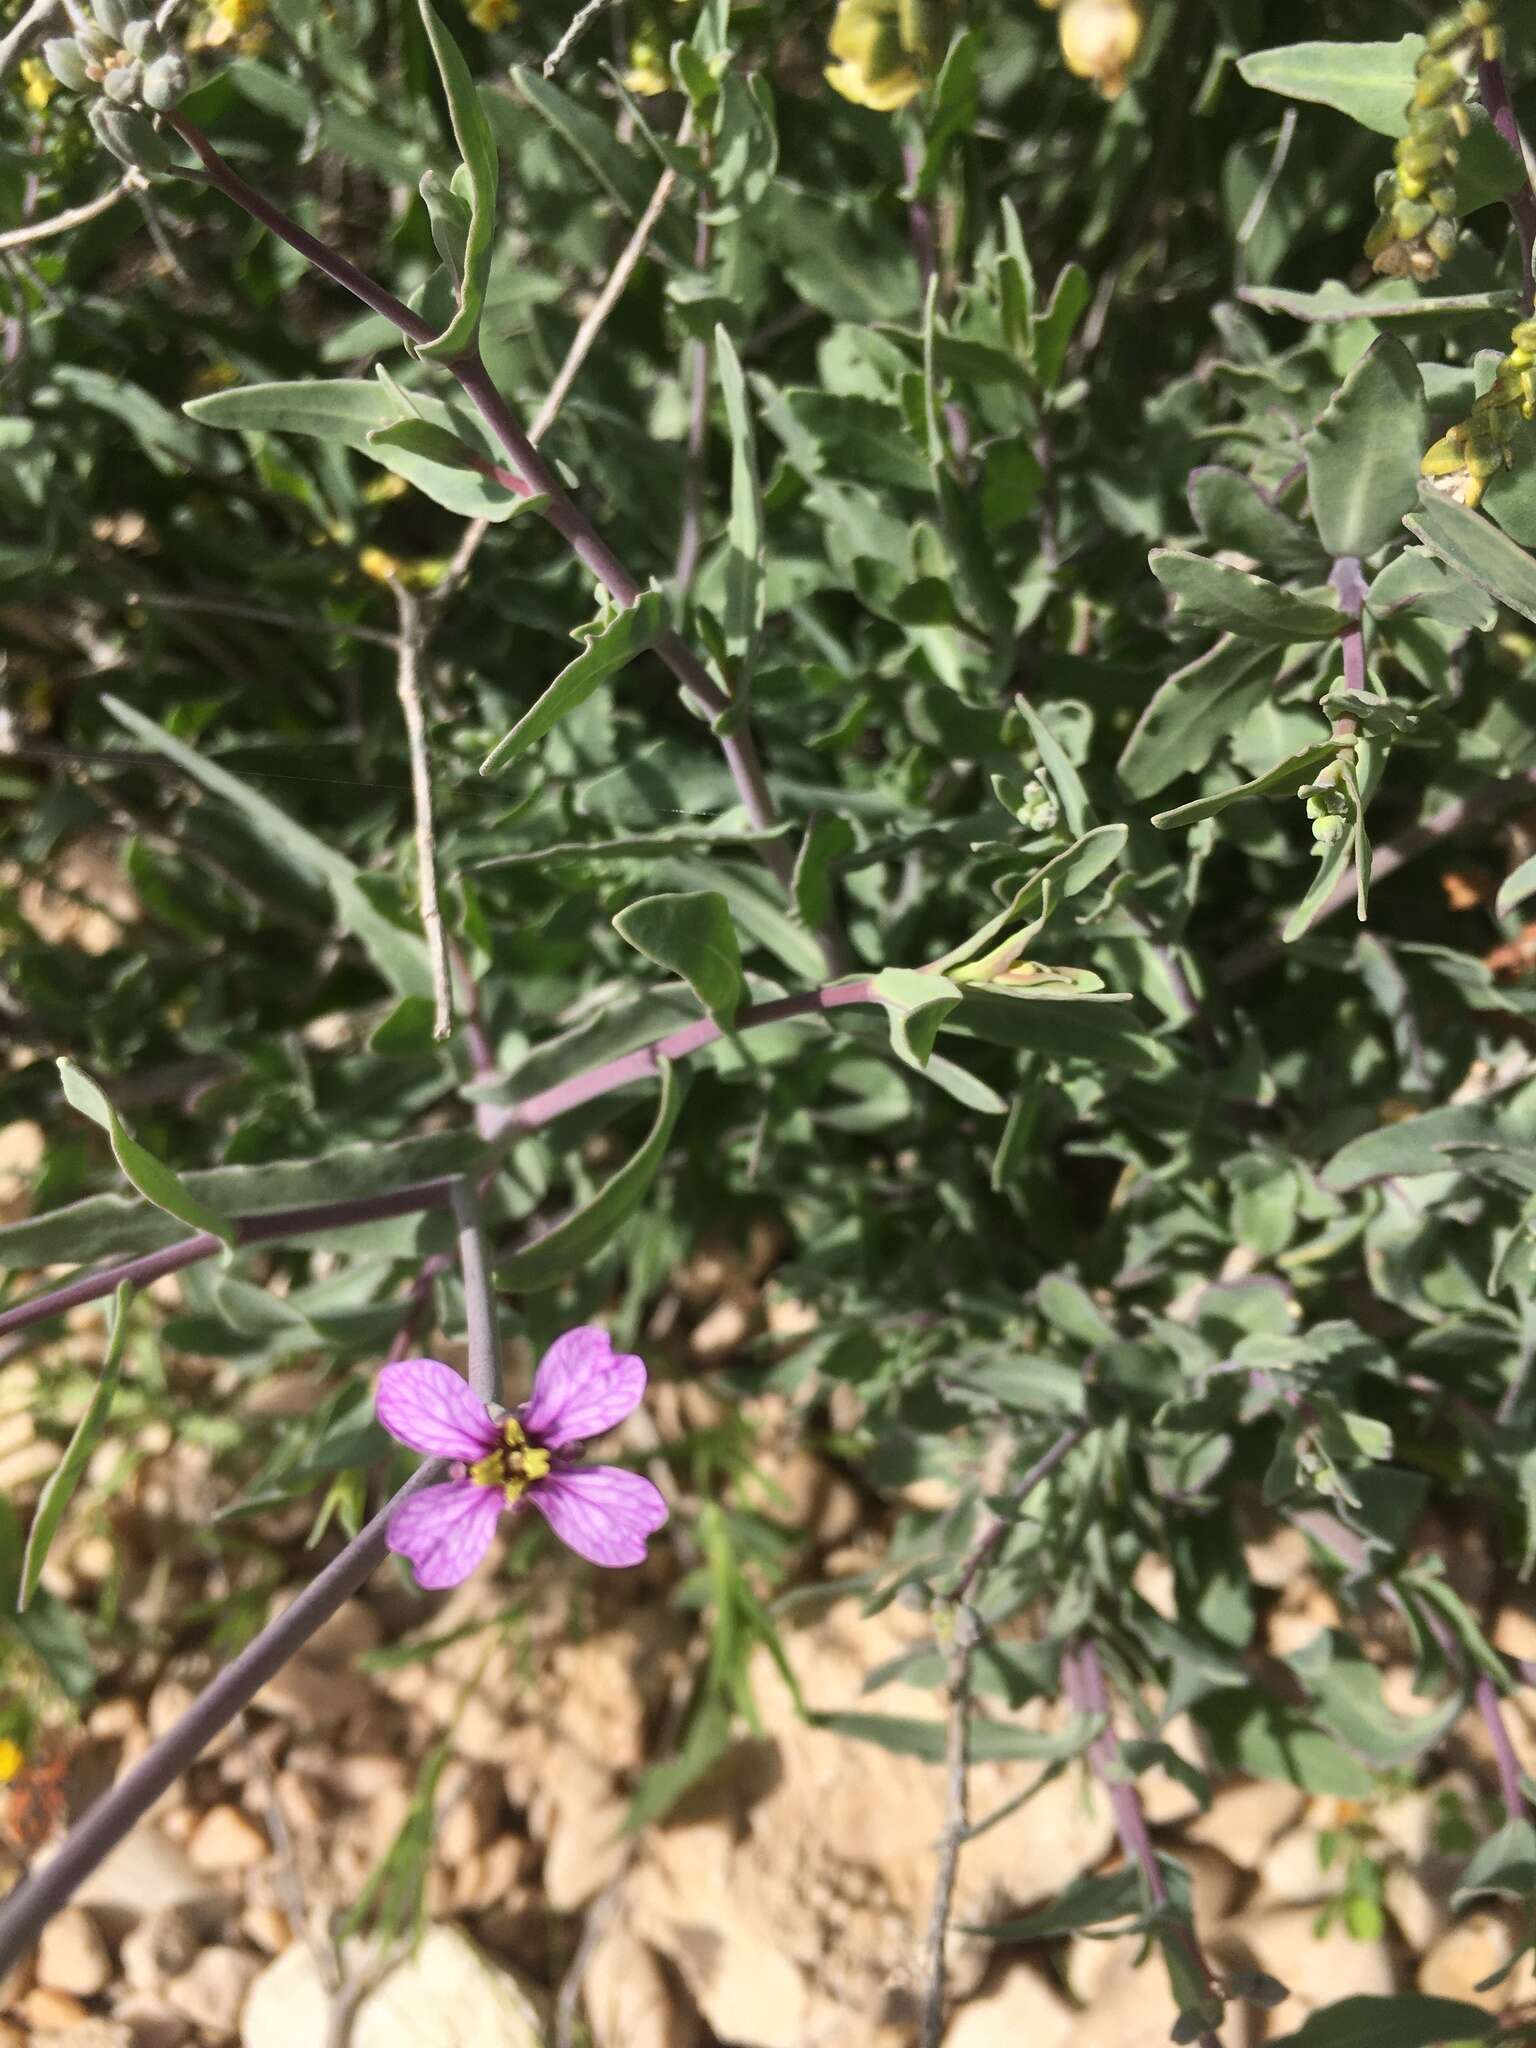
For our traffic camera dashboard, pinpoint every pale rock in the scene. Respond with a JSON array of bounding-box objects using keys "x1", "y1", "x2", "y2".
[
  {"x1": 122, "y1": 1904, "x2": 203, "y2": 1989},
  {"x1": 1237, "y1": 1905, "x2": 1395, "y2": 2028},
  {"x1": 765, "y1": 1292, "x2": 818, "y2": 1339},
  {"x1": 166, "y1": 1945, "x2": 261, "y2": 2033},
  {"x1": 1131, "y1": 1554, "x2": 1176, "y2": 1621},
  {"x1": 188, "y1": 1804, "x2": 269, "y2": 1873},
  {"x1": 1256, "y1": 1827, "x2": 1336, "y2": 1908},
  {"x1": 36, "y1": 1905, "x2": 112, "y2": 1997},
  {"x1": 583, "y1": 1921, "x2": 702, "y2": 2048},
  {"x1": 450, "y1": 1834, "x2": 528, "y2": 1916},
  {"x1": 537, "y1": 1751, "x2": 630, "y2": 1912},
  {"x1": 438, "y1": 1769, "x2": 498, "y2": 1864},
  {"x1": 148, "y1": 1679, "x2": 232, "y2": 1756},
  {"x1": 1373, "y1": 1788, "x2": 1441, "y2": 1865},
  {"x1": 943, "y1": 1959, "x2": 1075, "y2": 2048},
  {"x1": 1137, "y1": 1713, "x2": 1206, "y2": 1827},
  {"x1": 70, "y1": 1823, "x2": 222, "y2": 1920},
  {"x1": 1241, "y1": 1523, "x2": 1309, "y2": 1589},
  {"x1": 1494, "y1": 1603, "x2": 1536, "y2": 1664},
  {"x1": 689, "y1": 1295, "x2": 752, "y2": 1362},
  {"x1": 241, "y1": 1927, "x2": 542, "y2": 2048},
  {"x1": 17, "y1": 1987, "x2": 89, "y2": 2030},
  {"x1": 546, "y1": 1631, "x2": 658, "y2": 1773},
  {"x1": 1058, "y1": 1949, "x2": 1247, "y2": 2048},
  {"x1": 110, "y1": 1995, "x2": 195, "y2": 2047},
  {"x1": 1417, "y1": 1914, "x2": 1515, "y2": 2003},
  {"x1": 253, "y1": 1656, "x2": 370, "y2": 1730},
  {"x1": 87, "y1": 1698, "x2": 145, "y2": 1743},
  {"x1": 756, "y1": 1448, "x2": 861, "y2": 1547},
  {"x1": 331, "y1": 1753, "x2": 410, "y2": 1802},
  {"x1": 1385, "y1": 1864, "x2": 1451, "y2": 1954},
  {"x1": 1180, "y1": 1842, "x2": 1245, "y2": 1927},
  {"x1": 0, "y1": 2020, "x2": 24, "y2": 2048},
  {"x1": 1187, "y1": 1780, "x2": 1305, "y2": 1870},
  {"x1": 28, "y1": 2022, "x2": 131, "y2": 2048},
  {"x1": 241, "y1": 1902, "x2": 292, "y2": 1956},
  {"x1": 272, "y1": 1771, "x2": 331, "y2": 1834},
  {"x1": 0, "y1": 1436, "x2": 57, "y2": 1488}
]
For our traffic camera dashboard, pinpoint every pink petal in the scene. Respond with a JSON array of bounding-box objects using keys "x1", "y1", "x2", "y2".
[
  {"x1": 528, "y1": 1465, "x2": 668, "y2": 1568},
  {"x1": 376, "y1": 1358, "x2": 497, "y2": 1461},
  {"x1": 386, "y1": 1480, "x2": 503, "y2": 1590},
  {"x1": 521, "y1": 1327, "x2": 646, "y2": 1449}
]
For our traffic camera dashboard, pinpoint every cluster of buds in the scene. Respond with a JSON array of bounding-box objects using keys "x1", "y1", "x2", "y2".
[
  {"x1": 824, "y1": 0, "x2": 944, "y2": 113},
  {"x1": 1421, "y1": 316, "x2": 1536, "y2": 508},
  {"x1": 1037, "y1": 0, "x2": 1144, "y2": 102},
  {"x1": 1364, "y1": 1, "x2": 1501, "y2": 282},
  {"x1": 1299, "y1": 752, "x2": 1356, "y2": 853},
  {"x1": 44, "y1": 0, "x2": 189, "y2": 172}
]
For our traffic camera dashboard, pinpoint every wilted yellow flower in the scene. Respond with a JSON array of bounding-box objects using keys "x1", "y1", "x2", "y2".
[
  {"x1": 468, "y1": 0, "x2": 518, "y2": 29},
  {"x1": 1055, "y1": 0, "x2": 1143, "y2": 99},
  {"x1": 825, "y1": 0, "x2": 934, "y2": 112},
  {"x1": 624, "y1": 36, "x2": 673, "y2": 95},
  {"x1": 18, "y1": 57, "x2": 57, "y2": 110},
  {"x1": 358, "y1": 546, "x2": 450, "y2": 589}
]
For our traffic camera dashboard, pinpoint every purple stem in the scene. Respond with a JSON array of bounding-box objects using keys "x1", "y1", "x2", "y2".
[
  {"x1": 1329, "y1": 555, "x2": 1368, "y2": 708},
  {"x1": 0, "y1": 1460, "x2": 441, "y2": 1972},
  {"x1": 0, "y1": 984, "x2": 878, "y2": 1339},
  {"x1": 164, "y1": 117, "x2": 847, "y2": 969},
  {"x1": 950, "y1": 1422, "x2": 1088, "y2": 1603},
  {"x1": 1476, "y1": 1674, "x2": 1528, "y2": 1824},
  {"x1": 1478, "y1": 57, "x2": 1536, "y2": 316}
]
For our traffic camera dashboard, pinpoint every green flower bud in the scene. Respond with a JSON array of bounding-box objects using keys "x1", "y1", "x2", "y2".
[
  {"x1": 88, "y1": 98, "x2": 173, "y2": 173},
  {"x1": 121, "y1": 18, "x2": 160, "y2": 57},
  {"x1": 141, "y1": 53, "x2": 188, "y2": 110},
  {"x1": 100, "y1": 59, "x2": 143, "y2": 102},
  {"x1": 42, "y1": 35, "x2": 90, "y2": 88}
]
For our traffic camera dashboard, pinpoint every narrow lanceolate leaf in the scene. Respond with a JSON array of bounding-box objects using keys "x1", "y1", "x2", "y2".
[
  {"x1": 808, "y1": 1709, "x2": 1098, "y2": 1765},
  {"x1": 185, "y1": 380, "x2": 527, "y2": 520},
  {"x1": 612, "y1": 891, "x2": 745, "y2": 1029},
  {"x1": 1149, "y1": 552, "x2": 1342, "y2": 643},
  {"x1": 1263, "y1": 1996, "x2": 1497, "y2": 2048},
  {"x1": 20, "y1": 1284, "x2": 132, "y2": 1611},
  {"x1": 714, "y1": 327, "x2": 766, "y2": 699},
  {"x1": 59, "y1": 1060, "x2": 236, "y2": 1247},
  {"x1": 1405, "y1": 487, "x2": 1536, "y2": 627},
  {"x1": 1152, "y1": 739, "x2": 1349, "y2": 830},
  {"x1": 792, "y1": 815, "x2": 855, "y2": 931},
  {"x1": 415, "y1": 0, "x2": 499, "y2": 360},
  {"x1": 103, "y1": 696, "x2": 434, "y2": 1001},
  {"x1": 499, "y1": 1060, "x2": 685, "y2": 1289},
  {"x1": 1302, "y1": 336, "x2": 1427, "y2": 560},
  {"x1": 480, "y1": 592, "x2": 668, "y2": 773}
]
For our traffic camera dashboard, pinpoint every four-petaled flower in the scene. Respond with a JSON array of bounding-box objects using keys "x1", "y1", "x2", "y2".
[{"x1": 375, "y1": 1329, "x2": 668, "y2": 1589}]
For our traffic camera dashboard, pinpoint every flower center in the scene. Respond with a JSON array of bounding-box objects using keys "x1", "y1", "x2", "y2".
[{"x1": 466, "y1": 1416, "x2": 552, "y2": 1505}]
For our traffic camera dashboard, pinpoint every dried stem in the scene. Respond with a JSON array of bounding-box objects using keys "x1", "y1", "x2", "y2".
[
  {"x1": 0, "y1": 0, "x2": 58, "y2": 80},
  {"x1": 0, "y1": 174, "x2": 144, "y2": 253},
  {"x1": 1478, "y1": 57, "x2": 1536, "y2": 316},
  {"x1": 543, "y1": 0, "x2": 615, "y2": 78},
  {"x1": 917, "y1": 1422, "x2": 1089, "y2": 2047},
  {"x1": 389, "y1": 579, "x2": 453, "y2": 1040}
]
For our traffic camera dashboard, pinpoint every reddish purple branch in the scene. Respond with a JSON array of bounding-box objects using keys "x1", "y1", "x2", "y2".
[
  {"x1": 1478, "y1": 58, "x2": 1536, "y2": 315},
  {"x1": 1476, "y1": 1674, "x2": 1529, "y2": 1824}
]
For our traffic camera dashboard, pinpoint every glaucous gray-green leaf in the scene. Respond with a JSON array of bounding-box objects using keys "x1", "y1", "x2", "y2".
[
  {"x1": 1241, "y1": 283, "x2": 1519, "y2": 324},
  {"x1": 1366, "y1": 546, "x2": 1497, "y2": 632},
  {"x1": 59, "y1": 1059, "x2": 236, "y2": 1247},
  {"x1": 480, "y1": 592, "x2": 668, "y2": 773},
  {"x1": 19, "y1": 1284, "x2": 133, "y2": 1610},
  {"x1": 715, "y1": 326, "x2": 765, "y2": 696},
  {"x1": 1235, "y1": 37, "x2": 1422, "y2": 138},
  {"x1": 928, "y1": 825, "x2": 1127, "y2": 974},
  {"x1": 809, "y1": 1709, "x2": 1096, "y2": 1764},
  {"x1": 792, "y1": 815, "x2": 854, "y2": 931},
  {"x1": 1197, "y1": 1690, "x2": 1374, "y2": 1796},
  {"x1": 499, "y1": 1061, "x2": 684, "y2": 1290},
  {"x1": 1264, "y1": 1998, "x2": 1496, "y2": 2048},
  {"x1": 870, "y1": 967, "x2": 960, "y2": 1070},
  {"x1": 1149, "y1": 551, "x2": 1342, "y2": 642},
  {"x1": 1303, "y1": 336, "x2": 1427, "y2": 559},
  {"x1": 1405, "y1": 486, "x2": 1536, "y2": 625},
  {"x1": 1119, "y1": 638, "x2": 1278, "y2": 799},
  {"x1": 414, "y1": 0, "x2": 498, "y2": 360},
  {"x1": 612, "y1": 891, "x2": 745, "y2": 1029},
  {"x1": 1188, "y1": 467, "x2": 1327, "y2": 578},
  {"x1": 1482, "y1": 453, "x2": 1536, "y2": 549},
  {"x1": 1032, "y1": 262, "x2": 1090, "y2": 393},
  {"x1": 1153, "y1": 739, "x2": 1348, "y2": 829}
]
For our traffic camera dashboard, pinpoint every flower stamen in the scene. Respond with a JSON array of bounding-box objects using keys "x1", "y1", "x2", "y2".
[{"x1": 466, "y1": 1414, "x2": 553, "y2": 1505}]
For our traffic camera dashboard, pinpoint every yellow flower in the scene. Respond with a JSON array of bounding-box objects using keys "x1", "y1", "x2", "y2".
[
  {"x1": 18, "y1": 57, "x2": 57, "y2": 110},
  {"x1": 624, "y1": 38, "x2": 673, "y2": 95},
  {"x1": 824, "y1": 0, "x2": 933, "y2": 112},
  {"x1": 358, "y1": 546, "x2": 449, "y2": 589},
  {"x1": 468, "y1": 0, "x2": 518, "y2": 29},
  {"x1": 1056, "y1": 0, "x2": 1143, "y2": 99},
  {"x1": 0, "y1": 1738, "x2": 23, "y2": 1783}
]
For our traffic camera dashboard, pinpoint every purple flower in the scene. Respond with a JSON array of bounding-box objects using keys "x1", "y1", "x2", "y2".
[{"x1": 375, "y1": 1328, "x2": 668, "y2": 1589}]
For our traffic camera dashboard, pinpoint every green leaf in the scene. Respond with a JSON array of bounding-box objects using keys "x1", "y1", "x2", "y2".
[
  {"x1": 1241, "y1": 283, "x2": 1520, "y2": 324},
  {"x1": 912, "y1": 29, "x2": 979, "y2": 199},
  {"x1": 1197, "y1": 1691, "x2": 1375, "y2": 1797},
  {"x1": 499, "y1": 1061, "x2": 685, "y2": 1289},
  {"x1": 810, "y1": 1709, "x2": 1098, "y2": 1765},
  {"x1": 59, "y1": 1059, "x2": 236, "y2": 1247},
  {"x1": 369, "y1": 993, "x2": 441, "y2": 1057},
  {"x1": 1149, "y1": 551, "x2": 1342, "y2": 642},
  {"x1": 1119, "y1": 637, "x2": 1278, "y2": 799},
  {"x1": 870, "y1": 967, "x2": 961, "y2": 1069},
  {"x1": 1236, "y1": 38, "x2": 1420, "y2": 139},
  {"x1": 366, "y1": 417, "x2": 483, "y2": 471},
  {"x1": 1498, "y1": 850, "x2": 1536, "y2": 918},
  {"x1": 1032, "y1": 262, "x2": 1090, "y2": 393},
  {"x1": 508, "y1": 65, "x2": 689, "y2": 262},
  {"x1": 1453, "y1": 1818, "x2": 1536, "y2": 1912},
  {"x1": 1285, "y1": 1631, "x2": 1462, "y2": 1767},
  {"x1": 612, "y1": 891, "x2": 745, "y2": 1029},
  {"x1": 480, "y1": 592, "x2": 668, "y2": 773},
  {"x1": 1188, "y1": 467, "x2": 1327, "y2": 578},
  {"x1": 414, "y1": 0, "x2": 498, "y2": 360},
  {"x1": 1367, "y1": 547, "x2": 1498, "y2": 632},
  {"x1": 792, "y1": 815, "x2": 855, "y2": 931},
  {"x1": 20, "y1": 1284, "x2": 132, "y2": 1611},
  {"x1": 1264, "y1": 1997, "x2": 1495, "y2": 2048},
  {"x1": 1303, "y1": 336, "x2": 1428, "y2": 559},
  {"x1": 1013, "y1": 695, "x2": 1091, "y2": 838},
  {"x1": 103, "y1": 696, "x2": 434, "y2": 1000},
  {"x1": 974, "y1": 1863, "x2": 1155, "y2": 1941},
  {"x1": 185, "y1": 379, "x2": 526, "y2": 520},
  {"x1": 715, "y1": 327, "x2": 765, "y2": 697},
  {"x1": 1152, "y1": 739, "x2": 1348, "y2": 829},
  {"x1": 928, "y1": 826, "x2": 1128, "y2": 974},
  {"x1": 0, "y1": 1499, "x2": 93, "y2": 1700},
  {"x1": 1406, "y1": 485, "x2": 1536, "y2": 626},
  {"x1": 1322, "y1": 1104, "x2": 1501, "y2": 1191}
]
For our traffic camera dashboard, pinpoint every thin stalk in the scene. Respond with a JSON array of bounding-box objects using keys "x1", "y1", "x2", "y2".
[
  {"x1": 1476, "y1": 1674, "x2": 1529, "y2": 1824},
  {"x1": 390, "y1": 579, "x2": 453, "y2": 1040},
  {"x1": 0, "y1": 174, "x2": 143, "y2": 253},
  {"x1": 451, "y1": 1178, "x2": 502, "y2": 1407},
  {"x1": 1478, "y1": 57, "x2": 1536, "y2": 315}
]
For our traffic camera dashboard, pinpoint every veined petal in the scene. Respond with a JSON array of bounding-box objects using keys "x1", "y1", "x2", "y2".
[
  {"x1": 528, "y1": 1466, "x2": 668, "y2": 1568},
  {"x1": 521, "y1": 1327, "x2": 646, "y2": 1449},
  {"x1": 376, "y1": 1358, "x2": 498, "y2": 1461},
  {"x1": 386, "y1": 1480, "x2": 502, "y2": 1590}
]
